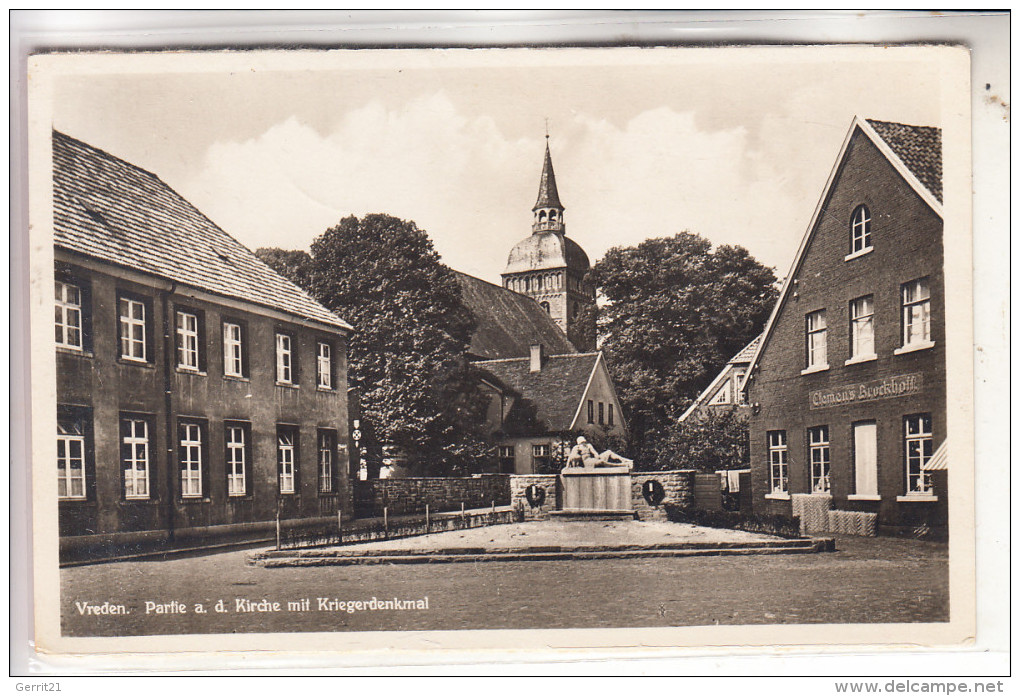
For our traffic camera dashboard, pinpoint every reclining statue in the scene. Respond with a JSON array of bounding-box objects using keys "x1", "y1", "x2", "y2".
[{"x1": 566, "y1": 436, "x2": 633, "y2": 470}]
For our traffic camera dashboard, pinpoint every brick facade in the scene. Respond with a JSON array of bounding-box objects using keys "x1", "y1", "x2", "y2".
[{"x1": 745, "y1": 121, "x2": 947, "y2": 537}]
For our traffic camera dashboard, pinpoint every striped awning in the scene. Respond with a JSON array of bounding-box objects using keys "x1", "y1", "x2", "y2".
[{"x1": 922, "y1": 440, "x2": 948, "y2": 471}]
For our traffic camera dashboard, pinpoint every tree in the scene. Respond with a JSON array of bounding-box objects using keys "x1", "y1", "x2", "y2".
[
  {"x1": 591, "y1": 232, "x2": 777, "y2": 464},
  {"x1": 261, "y1": 214, "x2": 492, "y2": 474},
  {"x1": 254, "y1": 248, "x2": 314, "y2": 288},
  {"x1": 653, "y1": 409, "x2": 750, "y2": 472}
]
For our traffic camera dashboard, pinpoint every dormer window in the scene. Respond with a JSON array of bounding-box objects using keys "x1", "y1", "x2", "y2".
[{"x1": 850, "y1": 205, "x2": 872, "y2": 255}]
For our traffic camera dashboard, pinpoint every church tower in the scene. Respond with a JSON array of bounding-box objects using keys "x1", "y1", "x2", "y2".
[{"x1": 502, "y1": 137, "x2": 595, "y2": 351}]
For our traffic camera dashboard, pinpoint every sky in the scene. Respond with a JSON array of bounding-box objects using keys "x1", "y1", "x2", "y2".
[{"x1": 51, "y1": 48, "x2": 942, "y2": 283}]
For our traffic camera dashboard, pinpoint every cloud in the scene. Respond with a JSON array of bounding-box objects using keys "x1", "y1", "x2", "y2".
[{"x1": 181, "y1": 92, "x2": 824, "y2": 283}]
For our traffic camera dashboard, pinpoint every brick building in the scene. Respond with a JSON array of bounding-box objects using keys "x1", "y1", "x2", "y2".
[
  {"x1": 743, "y1": 117, "x2": 947, "y2": 537},
  {"x1": 52, "y1": 131, "x2": 354, "y2": 559},
  {"x1": 678, "y1": 334, "x2": 761, "y2": 423}
]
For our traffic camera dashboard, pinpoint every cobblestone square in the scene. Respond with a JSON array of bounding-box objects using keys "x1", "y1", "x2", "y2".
[{"x1": 60, "y1": 533, "x2": 948, "y2": 637}]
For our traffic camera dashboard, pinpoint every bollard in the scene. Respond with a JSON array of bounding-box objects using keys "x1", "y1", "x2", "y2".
[
  {"x1": 275, "y1": 507, "x2": 281, "y2": 551},
  {"x1": 425, "y1": 504, "x2": 430, "y2": 533},
  {"x1": 384, "y1": 506, "x2": 389, "y2": 540},
  {"x1": 337, "y1": 510, "x2": 343, "y2": 545}
]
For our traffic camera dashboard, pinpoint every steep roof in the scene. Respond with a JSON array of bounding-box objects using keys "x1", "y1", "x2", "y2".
[
  {"x1": 52, "y1": 130, "x2": 351, "y2": 330},
  {"x1": 455, "y1": 271, "x2": 576, "y2": 360},
  {"x1": 730, "y1": 333, "x2": 762, "y2": 364},
  {"x1": 474, "y1": 352, "x2": 600, "y2": 432},
  {"x1": 866, "y1": 119, "x2": 943, "y2": 203},
  {"x1": 533, "y1": 140, "x2": 563, "y2": 211},
  {"x1": 743, "y1": 116, "x2": 942, "y2": 386}
]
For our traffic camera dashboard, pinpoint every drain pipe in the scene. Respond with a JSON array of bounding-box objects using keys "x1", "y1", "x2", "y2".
[{"x1": 163, "y1": 280, "x2": 177, "y2": 543}]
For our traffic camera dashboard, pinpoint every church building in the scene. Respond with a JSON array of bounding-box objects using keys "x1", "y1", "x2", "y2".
[{"x1": 501, "y1": 138, "x2": 596, "y2": 352}]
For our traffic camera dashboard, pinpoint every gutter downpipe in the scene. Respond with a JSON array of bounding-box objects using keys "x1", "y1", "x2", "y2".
[{"x1": 163, "y1": 281, "x2": 177, "y2": 544}]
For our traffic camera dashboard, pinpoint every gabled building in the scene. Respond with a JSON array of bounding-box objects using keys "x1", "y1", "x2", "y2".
[
  {"x1": 678, "y1": 334, "x2": 761, "y2": 423},
  {"x1": 52, "y1": 131, "x2": 354, "y2": 559},
  {"x1": 742, "y1": 117, "x2": 947, "y2": 538},
  {"x1": 474, "y1": 347, "x2": 627, "y2": 474}
]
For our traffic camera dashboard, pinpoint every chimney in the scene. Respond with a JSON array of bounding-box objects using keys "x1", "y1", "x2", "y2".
[{"x1": 529, "y1": 344, "x2": 545, "y2": 372}]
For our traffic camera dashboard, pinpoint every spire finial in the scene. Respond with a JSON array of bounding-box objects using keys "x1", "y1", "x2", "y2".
[{"x1": 544, "y1": 118, "x2": 549, "y2": 140}]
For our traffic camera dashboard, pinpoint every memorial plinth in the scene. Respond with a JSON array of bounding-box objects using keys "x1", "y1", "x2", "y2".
[{"x1": 551, "y1": 465, "x2": 636, "y2": 520}]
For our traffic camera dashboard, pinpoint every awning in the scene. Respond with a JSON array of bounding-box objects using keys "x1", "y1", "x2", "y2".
[{"x1": 922, "y1": 440, "x2": 948, "y2": 471}]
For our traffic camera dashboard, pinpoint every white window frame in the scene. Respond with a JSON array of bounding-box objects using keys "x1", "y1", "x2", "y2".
[
  {"x1": 278, "y1": 430, "x2": 296, "y2": 494},
  {"x1": 176, "y1": 310, "x2": 200, "y2": 371},
  {"x1": 804, "y1": 310, "x2": 828, "y2": 371},
  {"x1": 808, "y1": 426, "x2": 831, "y2": 494},
  {"x1": 57, "y1": 418, "x2": 86, "y2": 500},
  {"x1": 767, "y1": 431, "x2": 788, "y2": 495},
  {"x1": 223, "y1": 322, "x2": 244, "y2": 378},
  {"x1": 532, "y1": 443, "x2": 550, "y2": 470},
  {"x1": 318, "y1": 431, "x2": 334, "y2": 493},
  {"x1": 226, "y1": 424, "x2": 247, "y2": 497},
  {"x1": 904, "y1": 414, "x2": 933, "y2": 495},
  {"x1": 276, "y1": 333, "x2": 294, "y2": 384},
  {"x1": 119, "y1": 297, "x2": 147, "y2": 362},
  {"x1": 180, "y1": 422, "x2": 203, "y2": 498},
  {"x1": 849, "y1": 295, "x2": 876, "y2": 361},
  {"x1": 901, "y1": 278, "x2": 931, "y2": 348},
  {"x1": 850, "y1": 205, "x2": 872, "y2": 254},
  {"x1": 55, "y1": 281, "x2": 83, "y2": 350},
  {"x1": 316, "y1": 342, "x2": 332, "y2": 389},
  {"x1": 122, "y1": 418, "x2": 150, "y2": 500}
]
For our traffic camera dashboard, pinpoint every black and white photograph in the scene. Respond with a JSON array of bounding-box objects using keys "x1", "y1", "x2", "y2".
[{"x1": 22, "y1": 38, "x2": 985, "y2": 664}]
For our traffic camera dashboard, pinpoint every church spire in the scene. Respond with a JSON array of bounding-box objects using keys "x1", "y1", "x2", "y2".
[{"x1": 532, "y1": 136, "x2": 565, "y2": 234}]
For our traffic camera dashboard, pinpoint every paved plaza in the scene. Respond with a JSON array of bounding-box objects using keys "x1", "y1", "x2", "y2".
[{"x1": 60, "y1": 532, "x2": 948, "y2": 636}]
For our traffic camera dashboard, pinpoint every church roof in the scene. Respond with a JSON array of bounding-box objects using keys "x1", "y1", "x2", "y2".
[
  {"x1": 52, "y1": 130, "x2": 351, "y2": 330},
  {"x1": 533, "y1": 140, "x2": 563, "y2": 211},
  {"x1": 454, "y1": 271, "x2": 576, "y2": 360},
  {"x1": 474, "y1": 352, "x2": 601, "y2": 433},
  {"x1": 503, "y1": 231, "x2": 590, "y2": 275}
]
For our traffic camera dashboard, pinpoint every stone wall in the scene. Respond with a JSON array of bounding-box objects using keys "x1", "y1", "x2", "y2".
[
  {"x1": 352, "y1": 474, "x2": 510, "y2": 518},
  {"x1": 509, "y1": 474, "x2": 559, "y2": 520},
  {"x1": 630, "y1": 470, "x2": 696, "y2": 521}
]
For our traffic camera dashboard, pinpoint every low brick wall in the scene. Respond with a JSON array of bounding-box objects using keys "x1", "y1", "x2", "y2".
[
  {"x1": 353, "y1": 474, "x2": 510, "y2": 518},
  {"x1": 631, "y1": 470, "x2": 696, "y2": 521},
  {"x1": 510, "y1": 474, "x2": 559, "y2": 520}
]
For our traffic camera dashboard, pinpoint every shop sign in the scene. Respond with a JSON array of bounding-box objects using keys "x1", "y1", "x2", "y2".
[{"x1": 810, "y1": 373, "x2": 923, "y2": 410}]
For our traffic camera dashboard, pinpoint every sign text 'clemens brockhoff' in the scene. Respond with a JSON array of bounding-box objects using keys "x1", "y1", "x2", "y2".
[{"x1": 809, "y1": 374, "x2": 923, "y2": 410}]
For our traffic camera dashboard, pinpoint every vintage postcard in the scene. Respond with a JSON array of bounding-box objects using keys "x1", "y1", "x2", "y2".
[{"x1": 26, "y1": 45, "x2": 975, "y2": 662}]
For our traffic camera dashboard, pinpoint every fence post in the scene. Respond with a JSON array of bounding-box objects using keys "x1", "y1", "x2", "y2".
[
  {"x1": 425, "y1": 504, "x2": 430, "y2": 533},
  {"x1": 384, "y1": 506, "x2": 389, "y2": 540},
  {"x1": 337, "y1": 509, "x2": 343, "y2": 545}
]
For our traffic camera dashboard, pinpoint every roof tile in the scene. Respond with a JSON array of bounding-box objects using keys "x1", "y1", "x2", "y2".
[{"x1": 866, "y1": 119, "x2": 943, "y2": 203}]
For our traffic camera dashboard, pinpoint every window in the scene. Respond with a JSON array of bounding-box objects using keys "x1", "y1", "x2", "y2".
[
  {"x1": 178, "y1": 421, "x2": 204, "y2": 498},
  {"x1": 57, "y1": 414, "x2": 87, "y2": 500},
  {"x1": 904, "y1": 414, "x2": 933, "y2": 495},
  {"x1": 223, "y1": 322, "x2": 245, "y2": 378},
  {"x1": 767, "y1": 431, "x2": 788, "y2": 495},
  {"x1": 318, "y1": 430, "x2": 336, "y2": 494},
  {"x1": 316, "y1": 342, "x2": 333, "y2": 390},
  {"x1": 176, "y1": 310, "x2": 200, "y2": 371},
  {"x1": 498, "y1": 445, "x2": 515, "y2": 474},
  {"x1": 805, "y1": 310, "x2": 827, "y2": 369},
  {"x1": 808, "y1": 426, "x2": 831, "y2": 494},
  {"x1": 587, "y1": 400, "x2": 594, "y2": 424},
  {"x1": 901, "y1": 278, "x2": 931, "y2": 347},
  {"x1": 850, "y1": 295, "x2": 875, "y2": 359},
  {"x1": 850, "y1": 205, "x2": 872, "y2": 254},
  {"x1": 278, "y1": 429, "x2": 297, "y2": 494},
  {"x1": 121, "y1": 417, "x2": 150, "y2": 500},
  {"x1": 532, "y1": 444, "x2": 550, "y2": 472},
  {"x1": 276, "y1": 333, "x2": 294, "y2": 384},
  {"x1": 119, "y1": 296, "x2": 148, "y2": 362},
  {"x1": 598, "y1": 402, "x2": 605, "y2": 425},
  {"x1": 225, "y1": 423, "x2": 248, "y2": 497},
  {"x1": 608, "y1": 404, "x2": 615, "y2": 427},
  {"x1": 55, "y1": 280, "x2": 83, "y2": 350}
]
